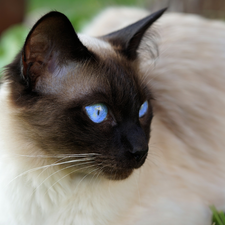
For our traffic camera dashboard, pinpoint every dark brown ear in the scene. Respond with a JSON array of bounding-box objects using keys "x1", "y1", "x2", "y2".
[
  {"x1": 102, "y1": 8, "x2": 167, "y2": 60},
  {"x1": 22, "y1": 11, "x2": 91, "y2": 90}
]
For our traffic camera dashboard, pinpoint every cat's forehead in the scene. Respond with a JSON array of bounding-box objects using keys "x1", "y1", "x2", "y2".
[
  {"x1": 37, "y1": 35, "x2": 145, "y2": 105},
  {"x1": 34, "y1": 36, "x2": 109, "y2": 96}
]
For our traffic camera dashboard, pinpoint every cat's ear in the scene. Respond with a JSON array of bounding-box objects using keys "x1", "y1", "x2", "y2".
[
  {"x1": 22, "y1": 11, "x2": 91, "y2": 90},
  {"x1": 102, "y1": 8, "x2": 167, "y2": 60}
]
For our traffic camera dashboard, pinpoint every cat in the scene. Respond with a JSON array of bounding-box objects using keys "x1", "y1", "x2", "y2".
[{"x1": 0, "y1": 6, "x2": 225, "y2": 225}]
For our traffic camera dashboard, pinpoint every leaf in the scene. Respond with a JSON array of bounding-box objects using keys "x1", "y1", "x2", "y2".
[{"x1": 211, "y1": 206, "x2": 225, "y2": 225}]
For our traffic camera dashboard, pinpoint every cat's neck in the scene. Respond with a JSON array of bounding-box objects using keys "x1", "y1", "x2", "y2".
[{"x1": 0, "y1": 159, "x2": 138, "y2": 225}]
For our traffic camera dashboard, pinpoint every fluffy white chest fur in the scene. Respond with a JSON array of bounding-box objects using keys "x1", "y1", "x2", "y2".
[{"x1": 1, "y1": 7, "x2": 225, "y2": 225}]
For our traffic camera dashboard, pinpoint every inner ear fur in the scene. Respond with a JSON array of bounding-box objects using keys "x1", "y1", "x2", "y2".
[{"x1": 22, "y1": 11, "x2": 91, "y2": 90}]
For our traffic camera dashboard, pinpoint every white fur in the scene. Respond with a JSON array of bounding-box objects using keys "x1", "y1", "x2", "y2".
[
  {"x1": 1, "y1": 7, "x2": 225, "y2": 225},
  {"x1": 0, "y1": 83, "x2": 139, "y2": 225}
]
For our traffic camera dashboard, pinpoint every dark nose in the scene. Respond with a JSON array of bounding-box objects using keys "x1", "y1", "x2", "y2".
[
  {"x1": 132, "y1": 147, "x2": 148, "y2": 163},
  {"x1": 127, "y1": 126, "x2": 149, "y2": 165},
  {"x1": 130, "y1": 145, "x2": 148, "y2": 165},
  {"x1": 120, "y1": 122, "x2": 149, "y2": 167}
]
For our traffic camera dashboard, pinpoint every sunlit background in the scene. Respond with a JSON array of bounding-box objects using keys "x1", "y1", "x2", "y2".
[{"x1": 0, "y1": 0, "x2": 224, "y2": 73}]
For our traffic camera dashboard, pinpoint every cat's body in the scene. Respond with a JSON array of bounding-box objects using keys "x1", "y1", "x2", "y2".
[{"x1": 0, "y1": 7, "x2": 225, "y2": 225}]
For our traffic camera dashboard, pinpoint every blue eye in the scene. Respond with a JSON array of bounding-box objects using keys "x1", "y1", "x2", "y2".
[
  {"x1": 85, "y1": 104, "x2": 108, "y2": 123},
  {"x1": 139, "y1": 101, "x2": 148, "y2": 118}
]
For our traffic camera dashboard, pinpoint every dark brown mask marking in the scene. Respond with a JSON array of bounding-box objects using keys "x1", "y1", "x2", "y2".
[{"x1": 4, "y1": 9, "x2": 166, "y2": 180}]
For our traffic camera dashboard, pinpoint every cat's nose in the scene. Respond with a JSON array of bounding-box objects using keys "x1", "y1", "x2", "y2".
[
  {"x1": 121, "y1": 122, "x2": 149, "y2": 167},
  {"x1": 132, "y1": 147, "x2": 148, "y2": 163},
  {"x1": 129, "y1": 145, "x2": 148, "y2": 167}
]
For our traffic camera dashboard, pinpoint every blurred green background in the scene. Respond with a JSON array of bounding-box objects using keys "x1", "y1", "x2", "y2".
[
  {"x1": 0, "y1": 0, "x2": 146, "y2": 73},
  {"x1": 28, "y1": 0, "x2": 146, "y2": 30},
  {"x1": 0, "y1": 0, "x2": 224, "y2": 74}
]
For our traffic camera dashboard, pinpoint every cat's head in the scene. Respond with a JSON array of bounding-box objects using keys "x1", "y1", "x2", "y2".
[{"x1": 4, "y1": 9, "x2": 165, "y2": 180}]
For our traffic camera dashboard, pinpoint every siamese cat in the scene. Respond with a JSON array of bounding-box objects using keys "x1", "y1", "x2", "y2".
[{"x1": 0, "y1": 6, "x2": 225, "y2": 225}]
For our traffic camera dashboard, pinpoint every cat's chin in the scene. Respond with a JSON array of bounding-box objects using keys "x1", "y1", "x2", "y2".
[{"x1": 102, "y1": 168, "x2": 134, "y2": 180}]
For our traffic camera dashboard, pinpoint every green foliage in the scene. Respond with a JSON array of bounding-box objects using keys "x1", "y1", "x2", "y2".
[
  {"x1": 0, "y1": 0, "x2": 147, "y2": 75},
  {"x1": 27, "y1": 0, "x2": 147, "y2": 31},
  {"x1": 0, "y1": 25, "x2": 28, "y2": 76},
  {"x1": 211, "y1": 206, "x2": 225, "y2": 225}
]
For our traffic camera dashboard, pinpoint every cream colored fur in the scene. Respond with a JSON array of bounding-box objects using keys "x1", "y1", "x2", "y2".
[{"x1": 1, "y1": 7, "x2": 225, "y2": 225}]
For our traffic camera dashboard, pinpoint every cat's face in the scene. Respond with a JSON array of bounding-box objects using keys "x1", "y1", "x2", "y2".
[{"x1": 5, "y1": 10, "x2": 165, "y2": 180}]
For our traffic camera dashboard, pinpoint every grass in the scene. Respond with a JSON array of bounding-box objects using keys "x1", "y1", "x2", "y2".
[{"x1": 211, "y1": 206, "x2": 225, "y2": 225}]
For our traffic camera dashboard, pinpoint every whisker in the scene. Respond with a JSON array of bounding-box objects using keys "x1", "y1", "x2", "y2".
[
  {"x1": 74, "y1": 167, "x2": 101, "y2": 192},
  {"x1": 34, "y1": 153, "x2": 99, "y2": 180},
  {"x1": 33, "y1": 160, "x2": 95, "y2": 194},
  {"x1": 7, "y1": 158, "x2": 95, "y2": 186},
  {"x1": 89, "y1": 163, "x2": 104, "y2": 183},
  {"x1": 6, "y1": 153, "x2": 99, "y2": 159},
  {"x1": 47, "y1": 164, "x2": 98, "y2": 194},
  {"x1": 36, "y1": 156, "x2": 70, "y2": 180}
]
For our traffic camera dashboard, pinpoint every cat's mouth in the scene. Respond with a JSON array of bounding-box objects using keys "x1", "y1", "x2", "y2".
[
  {"x1": 96, "y1": 152, "x2": 148, "y2": 180},
  {"x1": 65, "y1": 153, "x2": 147, "y2": 181}
]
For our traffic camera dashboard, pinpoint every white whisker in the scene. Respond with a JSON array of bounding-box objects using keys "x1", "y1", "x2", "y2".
[
  {"x1": 7, "y1": 153, "x2": 99, "y2": 158},
  {"x1": 33, "y1": 160, "x2": 95, "y2": 194},
  {"x1": 74, "y1": 167, "x2": 101, "y2": 192},
  {"x1": 7, "y1": 158, "x2": 95, "y2": 186},
  {"x1": 36, "y1": 156, "x2": 71, "y2": 181},
  {"x1": 89, "y1": 163, "x2": 104, "y2": 183},
  {"x1": 47, "y1": 164, "x2": 98, "y2": 194}
]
